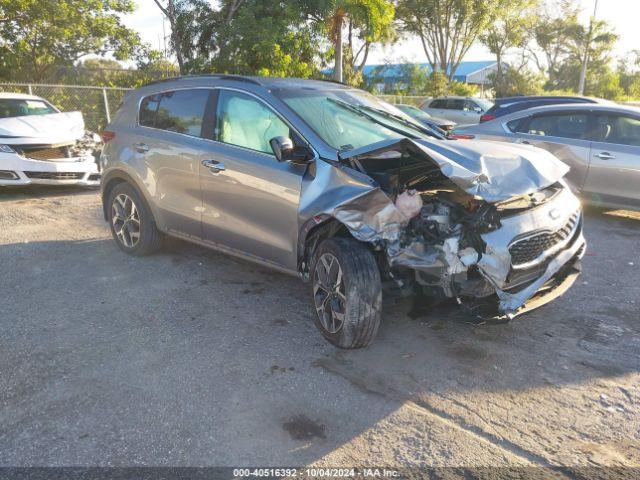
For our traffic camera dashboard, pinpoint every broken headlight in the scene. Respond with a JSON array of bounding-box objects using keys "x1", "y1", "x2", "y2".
[{"x1": 0, "y1": 144, "x2": 16, "y2": 153}]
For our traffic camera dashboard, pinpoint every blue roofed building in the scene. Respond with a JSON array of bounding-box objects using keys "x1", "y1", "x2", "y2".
[{"x1": 328, "y1": 61, "x2": 498, "y2": 93}]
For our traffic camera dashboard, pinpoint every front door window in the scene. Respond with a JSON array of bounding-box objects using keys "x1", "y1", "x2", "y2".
[{"x1": 215, "y1": 90, "x2": 290, "y2": 155}]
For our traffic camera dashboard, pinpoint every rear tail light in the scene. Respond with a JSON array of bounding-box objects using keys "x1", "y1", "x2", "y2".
[
  {"x1": 100, "y1": 130, "x2": 116, "y2": 143},
  {"x1": 479, "y1": 114, "x2": 496, "y2": 123},
  {"x1": 449, "y1": 133, "x2": 475, "y2": 140}
]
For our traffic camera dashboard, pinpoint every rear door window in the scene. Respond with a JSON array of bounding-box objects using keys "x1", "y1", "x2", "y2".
[
  {"x1": 523, "y1": 113, "x2": 589, "y2": 140},
  {"x1": 429, "y1": 99, "x2": 446, "y2": 109},
  {"x1": 447, "y1": 99, "x2": 465, "y2": 110},
  {"x1": 592, "y1": 113, "x2": 640, "y2": 147},
  {"x1": 151, "y1": 89, "x2": 211, "y2": 137}
]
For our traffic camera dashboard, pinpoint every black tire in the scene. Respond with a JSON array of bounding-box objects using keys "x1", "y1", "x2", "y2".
[
  {"x1": 107, "y1": 182, "x2": 163, "y2": 256},
  {"x1": 310, "y1": 237, "x2": 382, "y2": 349}
]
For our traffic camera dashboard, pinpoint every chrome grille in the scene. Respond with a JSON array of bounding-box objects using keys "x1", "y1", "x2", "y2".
[
  {"x1": 509, "y1": 211, "x2": 580, "y2": 268},
  {"x1": 24, "y1": 171, "x2": 84, "y2": 180}
]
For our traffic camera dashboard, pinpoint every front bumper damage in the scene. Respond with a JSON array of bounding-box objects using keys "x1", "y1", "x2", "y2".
[
  {"x1": 0, "y1": 153, "x2": 100, "y2": 186},
  {"x1": 307, "y1": 137, "x2": 586, "y2": 320},
  {"x1": 0, "y1": 111, "x2": 101, "y2": 187}
]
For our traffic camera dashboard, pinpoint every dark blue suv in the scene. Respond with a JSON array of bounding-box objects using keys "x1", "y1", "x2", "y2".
[{"x1": 480, "y1": 96, "x2": 604, "y2": 123}]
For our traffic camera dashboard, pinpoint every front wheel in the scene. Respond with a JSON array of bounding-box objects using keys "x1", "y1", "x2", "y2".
[
  {"x1": 107, "y1": 182, "x2": 163, "y2": 256},
  {"x1": 311, "y1": 237, "x2": 382, "y2": 349}
]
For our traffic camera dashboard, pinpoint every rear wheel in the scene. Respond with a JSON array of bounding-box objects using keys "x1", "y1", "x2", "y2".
[
  {"x1": 311, "y1": 237, "x2": 382, "y2": 348},
  {"x1": 107, "y1": 182, "x2": 162, "y2": 256}
]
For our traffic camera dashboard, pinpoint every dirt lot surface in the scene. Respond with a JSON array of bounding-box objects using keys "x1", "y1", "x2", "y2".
[{"x1": 0, "y1": 186, "x2": 639, "y2": 474}]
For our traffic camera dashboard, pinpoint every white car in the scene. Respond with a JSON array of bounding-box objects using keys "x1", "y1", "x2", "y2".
[
  {"x1": 421, "y1": 96, "x2": 494, "y2": 125},
  {"x1": 0, "y1": 93, "x2": 100, "y2": 186}
]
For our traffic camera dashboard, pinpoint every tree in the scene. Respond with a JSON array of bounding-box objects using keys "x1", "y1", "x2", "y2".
[
  {"x1": 618, "y1": 50, "x2": 640, "y2": 99},
  {"x1": 397, "y1": 0, "x2": 497, "y2": 82},
  {"x1": 529, "y1": 0, "x2": 580, "y2": 88},
  {"x1": 152, "y1": 0, "x2": 189, "y2": 74},
  {"x1": 202, "y1": 0, "x2": 328, "y2": 78},
  {"x1": 480, "y1": 0, "x2": 538, "y2": 97},
  {"x1": 552, "y1": 18, "x2": 618, "y2": 95},
  {"x1": 0, "y1": 0, "x2": 141, "y2": 82},
  {"x1": 488, "y1": 66, "x2": 544, "y2": 96},
  {"x1": 321, "y1": 0, "x2": 395, "y2": 83}
]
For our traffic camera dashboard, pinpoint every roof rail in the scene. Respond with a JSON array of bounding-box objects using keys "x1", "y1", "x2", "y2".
[{"x1": 142, "y1": 74, "x2": 262, "y2": 87}]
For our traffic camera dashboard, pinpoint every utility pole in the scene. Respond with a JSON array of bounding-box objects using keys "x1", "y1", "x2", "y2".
[{"x1": 578, "y1": 0, "x2": 599, "y2": 95}]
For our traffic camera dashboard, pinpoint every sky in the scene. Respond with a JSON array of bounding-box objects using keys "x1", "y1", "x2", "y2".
[{"x1": 122, "y1": 0, "x2": 640, "y2": 67}]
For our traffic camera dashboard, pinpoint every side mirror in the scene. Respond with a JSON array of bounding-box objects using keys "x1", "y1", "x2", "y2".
[
  {"x1": 269, "y1": 136, "x2": 293, "y2": 161},
  {"x1": 270, "y1": 136, "x2": 313, "y2": 164}
]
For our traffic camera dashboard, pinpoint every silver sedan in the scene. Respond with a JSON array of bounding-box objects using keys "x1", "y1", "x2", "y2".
[{"x1": 454, "y1": 103, "x2": 640, "y2": 210}]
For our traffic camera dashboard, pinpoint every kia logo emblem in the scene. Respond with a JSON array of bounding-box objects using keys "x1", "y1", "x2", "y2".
[{"x1": 549, "y1": 208, "x2": 561, "y2": 220}]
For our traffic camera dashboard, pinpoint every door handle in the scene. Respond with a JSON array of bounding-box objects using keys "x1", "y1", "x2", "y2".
[
  {"x1": 134, "y1": 143, "x2": 149, "y2": 153},
  {"x1": 202, "y1": 159, "x2": 226, "y2": 173},
  {"x1": 595, "y1": 152, "x2": 615, "y2": 160}
]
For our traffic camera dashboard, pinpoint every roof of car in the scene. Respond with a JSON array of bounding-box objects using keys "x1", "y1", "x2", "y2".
[
  {"x1": 493, "y1": 95, "x2": 605, "y2": 108},
  {"x1": 143, "y1": 74, "x2": 352, "y2": 91},
  {"x1": 0, "y1": 92, "x2": 43, "y2": 100},
  {"x1": 507, "y1": 102, "x2": 640, "y2": 117},
  {"x1": 431, "y1": 95, "x2": 476, "y2": 100}
]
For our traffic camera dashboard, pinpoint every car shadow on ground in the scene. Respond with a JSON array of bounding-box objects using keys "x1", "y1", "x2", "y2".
[
  {"x1": 0, "y1": 185, "x2": 99, "y2": 203},
  {"x1": 0, "y1": 198, "x2": 638, "y2": 467}
]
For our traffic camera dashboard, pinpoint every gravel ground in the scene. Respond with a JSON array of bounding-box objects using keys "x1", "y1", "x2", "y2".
[{"x1": 0, "y1": 186, "x2": 638, "y2": 473}]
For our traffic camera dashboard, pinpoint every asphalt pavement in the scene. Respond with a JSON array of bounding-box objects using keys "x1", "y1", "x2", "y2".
[{"x1": 0, "y1": 186, "x2": 638, "y2": 472}]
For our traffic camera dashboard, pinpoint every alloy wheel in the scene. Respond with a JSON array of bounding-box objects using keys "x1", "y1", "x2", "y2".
[
  {"x1": 313, "y1": 252, "x2": 346, "y2": 334},
  {"x1": 112, "y1": 193, "x2": 141, "y2": 248}
]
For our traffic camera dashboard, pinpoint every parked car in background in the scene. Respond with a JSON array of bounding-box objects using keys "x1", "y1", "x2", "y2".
[
  {"x1": 394, "y1": 103, "x2": 456, "y2": 133},
  {"x1": 454, "y1": 103, "x2": 640, "y2": 210},
  {"x1": 0, "y1": 92, "x2": 101, "y2": 186},
  {"x1": 479, "y1": 95, "x2": 605, "y2": 123},
  {"x1": 420, "y1": 96, "x2": 494, "y2": 125},
  {"x1": 101, "y1": 75, "x2": 585, "y2": 348}
]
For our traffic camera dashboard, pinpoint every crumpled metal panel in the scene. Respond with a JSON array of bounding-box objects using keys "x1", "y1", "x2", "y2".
[
  {"x1": 298, "y1": 138, "x2": 580, "y2": 316},
  {"x1": 492, "y1": 232, "x2": 585, "y2": 314},
  {"x1": 340, "y1": 137, "x2": 570, "y2": 203}
]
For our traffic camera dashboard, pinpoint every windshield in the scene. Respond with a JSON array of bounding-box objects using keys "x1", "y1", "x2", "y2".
[
  {"x1": 0, "y1": 98, "x2": 58, "y2": 118},
  {"x1": 274, "y1": 88, "x2": 435, "y2": 151}
]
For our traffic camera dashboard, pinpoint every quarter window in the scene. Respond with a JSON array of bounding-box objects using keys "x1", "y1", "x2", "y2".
[
  {"x1": 155, "y1": 89, "x2": 210, "y2": 137},
  {"x1": 593, "y1": 114, "x2": 640, "y2": 147},
  {"x1": 506, "y1": 118, "x2": 526, "y2": 133},
  {"x1": 523, "y1": 113, "x2": 589, "y2": 140},
  {"x1": 215, "y1": 90, "x2": 290, "y2": 154},
  {"x1": 139, "y1": 94, "x2": 160, "y2": 127}
]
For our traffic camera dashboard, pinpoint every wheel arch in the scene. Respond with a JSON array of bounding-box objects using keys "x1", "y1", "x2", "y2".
[
  {"x1": 101, "y1": 170, "x2": 161, "y2": 230},
  {"x1": 297, "y1": 215, "x2": 367, "y2": 280}
]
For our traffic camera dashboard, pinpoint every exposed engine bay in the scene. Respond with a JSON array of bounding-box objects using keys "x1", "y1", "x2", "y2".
[{"x1": 322, "y1": 137, "x2": 586, "y2": 320}]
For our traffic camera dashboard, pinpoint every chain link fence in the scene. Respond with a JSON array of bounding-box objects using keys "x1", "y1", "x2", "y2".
[
  {"x1": 378, "y1": 95, "x2": 431, "y2": 107},
  {"x1": 2, "y1": 83, "x2": 638, "y2": 134},
  {"x1": 0, "y1": 83, "x2": 132, "y2": 132}
]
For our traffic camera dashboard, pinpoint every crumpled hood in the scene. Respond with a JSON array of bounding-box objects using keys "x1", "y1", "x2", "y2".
[
  {"x1": 341, "y1": 137, "x2": 570, "y2": 203},
  {"x1": 0, "y1": 112, "x2": 85, "y2": 144}
]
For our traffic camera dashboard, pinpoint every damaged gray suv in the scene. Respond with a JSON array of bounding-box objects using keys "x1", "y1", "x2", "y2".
[{"x1": 101, "y1": 75, "x2": 586, "y2": 348}]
